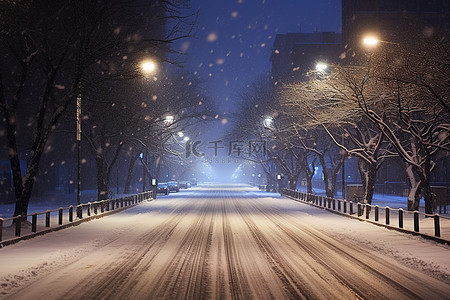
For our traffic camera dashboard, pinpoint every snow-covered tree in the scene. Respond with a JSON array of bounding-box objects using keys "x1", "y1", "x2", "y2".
[
  {"x1": 360, "y1": 36, "x2": 450, "y2": 213},
  {"x1": 0, "y1": 0, "x2": 195, "y2": 217},
  {"x1": 280, "y1": 67, "x2": 395, "y2": 205},
  {"x1": 281, "y1": 33, "x2": 450, "y2": 213}
]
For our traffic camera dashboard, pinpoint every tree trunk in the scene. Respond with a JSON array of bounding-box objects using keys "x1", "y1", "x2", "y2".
[
  {"x1": 303, "y1": 158, "x2": 315, "y2": 194},
  {"x1": 406, "y1": 164, "x2": 421, "y2": 211},
  {"x1": 264, "y1": 170, "x2": 275, "y2": 191},
  {"x1": 318, "y1": 153, "x2": 331, "y2": 197},
  {"x1": 417, "y1": 164, "x2": 434, "y2": 214},
  {"x1": 288, "y1": 175, "x2": 298, "y2": 190},
  {"x1": 318, "y1": 152, "x2": 341, "y2": 198},
  {"x1": 12, "y1": 123, "x2": 52, "y2": 219},
  {"x1": 96, "y1": 156, "x2": 109, "y2": 200},
  {"x1": 330, "y1": 157, "x2": 343, "y2": 198},
  {"x1": 357, "y1": 159, "x2": 376, "y2": 205},
  {"x1": 124, "y1": 154, "x2": 138, "y2": 194}
]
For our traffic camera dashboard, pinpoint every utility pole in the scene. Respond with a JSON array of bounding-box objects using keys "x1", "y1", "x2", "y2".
[
  {"x1": 342, "y1": 135, "x2": 346, "y2": 200},
  {"x1": 76, "y1": 85, "x2": 82, "y2": 217}
]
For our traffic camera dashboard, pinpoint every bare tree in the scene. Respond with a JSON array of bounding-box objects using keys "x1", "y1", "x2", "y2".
[
  {"x1": 281, "y1": 40, "x2": 450, "y2": 213},
  {"x1": 362, "y1": 37, "x2": 450, "y2": 213},
  {"x1": 0, "y1": 0, "x2": 196, "y2": 217},
  {"x1": 280, "y1": 68, "x2": 395, "y2": 205}
]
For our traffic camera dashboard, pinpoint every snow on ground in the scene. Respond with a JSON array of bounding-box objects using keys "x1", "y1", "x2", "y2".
[
  {"x1": 0, "y1": 184, "x2": 449, "y2": 299},
  {"x1": 0, "y1": 190, "x2": 127, "y2": 218}
]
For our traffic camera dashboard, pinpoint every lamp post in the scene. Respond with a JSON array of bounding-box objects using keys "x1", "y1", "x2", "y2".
[
  {"x1": 362, "y1": 36, "x2": 399, "y2": 47},
  {"x1": 137, "y1": 59, "x2": 157, "y2": 193},
  {"x1": 341, "y1": 148, "x2": 345, "y2": 200},
  {"x1": 76, "y1": 84, "x2": 82, "y2": 216},
  {"x1": 140, "y1": 152, "x2": 146, "y2": 192}
]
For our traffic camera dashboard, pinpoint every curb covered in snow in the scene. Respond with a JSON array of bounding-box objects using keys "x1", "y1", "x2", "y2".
[
  {"x1": 282, "y1": 194, "x2": 450, "y2": 246},
  {"x1": 0, "y1": 199, "x2": 154, "y2": 248}
]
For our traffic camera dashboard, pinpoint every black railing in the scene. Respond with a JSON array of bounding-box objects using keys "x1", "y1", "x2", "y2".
[
  {"x1": 279, "y1": 188, "x2": 449, "y2": 240},
  {"x1": 0, "y1": 191, "x2": 153, "y2": 243}
]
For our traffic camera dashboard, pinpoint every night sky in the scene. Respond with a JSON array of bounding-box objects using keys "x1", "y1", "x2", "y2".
[
  {"x1": 174, "y1": 0, "x2": 342, "y2": 179},
  {"x1": 176, "y1": 0, "x2": 342, "y2": 113}
]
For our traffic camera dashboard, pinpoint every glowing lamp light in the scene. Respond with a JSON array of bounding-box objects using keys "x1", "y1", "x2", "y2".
[
  {"x1": 264, "y1": 117, "x2": 273, "y2": 128},
  {"x1": 141, "y1": 60, "x2": 157, "y2": 74},
  {"x1": 165, "y1": 115, "x2": 174, "y2": 125},
  {"x1": 363, "y1": 37, "x2": 379, "y2": 46},
  {"x1": 315, "y1": 62, "x2": 328, "y2": 72}
]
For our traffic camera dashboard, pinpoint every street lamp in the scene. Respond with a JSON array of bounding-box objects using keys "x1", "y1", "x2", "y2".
[
  {"x1": 76, "y1": 84, "x2": 82, "y2": 217},
  {"x1": 315, "y1": 62, "x2": 328, "y2": 72},
  {"x1": 141, "y1": 59, "x2": 157, "y2": 74},
  {"x1": 362, "y1": 36, "x2": 399, "y2": 47},
  {"x1": 264, "y1": 117, "x2": 273, "y2": 128},
  {"x1": 165, "y1": 115, "x2": 174, "y2": 125},
  {"x1": 363, "y1": 36, "x2": 379, "y2": 46}
]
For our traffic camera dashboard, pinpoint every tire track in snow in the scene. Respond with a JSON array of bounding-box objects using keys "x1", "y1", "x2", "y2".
[
  {"x1": 4, "y1": 200, "x2": 186, "y2": 300},
  {"x1": 222, "y1": 197, "x2": 252, "y2": 300},
  {"x1": 2, "y1": 185, "x2": 449, "y2": 299},
  {"x1": 241, "y1": 194, "x2": 449, "y2": 299}
]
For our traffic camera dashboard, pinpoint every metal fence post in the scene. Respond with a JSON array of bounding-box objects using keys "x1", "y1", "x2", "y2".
[
  {"x1": 87, "y1": 203, "x2": 91, "y2": 216},
  {"x1": 59, "y1": 208, "x2": 63, "y2": 225},
  {"x1": 350, "y1": 202, "x2": 354, "y2": 215},
  {"x1": 414, "y1": 212, "x2": 419, "y2": 232},
  {"x1": 385, "y1": 207, "x2": 390, "y2": 225},
  {"x1": 94, "y1": 203, "x2": 98, "y2": 215},
  {"x1": 69, "y1": 206, "x2": 73, "y2": 222},
  {"x1": 78, "y1": 205, "x2": 83, "y2": 219},
  {"x1": 398, "y1": 209, "x2": 403, "y2": 228},
  {"x1": 32, "y1": 214, "x2": 37, "y2": 232},
  {"x1": 344, "y1": 201, "x2": 347, "y2": 214},
  {"x1": 357, "y1": 203, "x2": 361, "y2": 216},
  {"x1": 434, "y1": 215, "x2": 440, "y2": 237},
  {"x1": 46, "y1": 211, "x2": 50, "y2": 227},
  {"x1": 15, "y1": 216, "x2": 21, "y2": 237},
  {"x1": 365, "y1": 204, "x2": 370, "y2": 219},
  {"x1": 375, "y1": 206, "x2": 379, "y2": 222}
]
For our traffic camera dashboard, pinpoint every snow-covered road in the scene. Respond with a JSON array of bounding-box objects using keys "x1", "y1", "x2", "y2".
[{"x1": 1, "y1": 184, "x2": 449, "y2": 299}]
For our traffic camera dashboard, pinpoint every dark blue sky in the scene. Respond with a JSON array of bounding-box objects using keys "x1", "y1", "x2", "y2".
[{"x1": 175, "y1": 0, "x2": 341, "y2": 113}]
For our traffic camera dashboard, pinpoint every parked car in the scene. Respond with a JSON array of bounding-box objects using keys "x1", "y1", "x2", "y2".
[
  {"x1": 167, "y1": 181, "x2": 180, "y2": 192},
  {"x1": 179, "y1": 181, "x2": 190, "y2": 189},
  {"x1": 157, "y1": 183, "x2": 170, "y2": 195}
]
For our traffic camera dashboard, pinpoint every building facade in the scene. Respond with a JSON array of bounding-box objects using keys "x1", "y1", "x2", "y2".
[
  {"x1": 342, "y1": 0, "x2": 450, "y2": 55},
  {"x1": 270, "y1": 32, "x2": 342, "y2": 84}
]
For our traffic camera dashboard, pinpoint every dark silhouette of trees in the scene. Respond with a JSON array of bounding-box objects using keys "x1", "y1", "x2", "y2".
[{"x1": 0, "y1": 0, "x2": 196, "y2": 216}]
